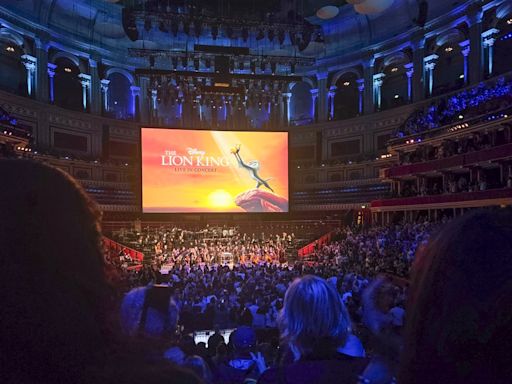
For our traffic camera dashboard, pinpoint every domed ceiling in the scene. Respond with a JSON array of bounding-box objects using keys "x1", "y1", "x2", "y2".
[{"x1": 0, "y1": 1, "x2": 471, "y2": 65}]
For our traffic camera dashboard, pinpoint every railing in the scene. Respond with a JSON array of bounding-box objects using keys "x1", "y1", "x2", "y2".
[
  {"x1": 384, "y1": 142, "x2": 512, "y2": 178},
  {"x1": 292, "y1": 203, "x2": 368, "y2": 211},
  {"x1": 371, "y1": 188, "x2": 512, "y2": 208},
  {"x1": 297, "y1": 230, "x2": 336, "y2": 258},
  {"x1": 98, "y1": 204, "x2": 138, "y2": 212},
  {"x1": 390, "y1": 107, "x2": 512, "y2": 150},
  {"x1": 295, "y1": 178, "x2": 385, "y2": 189},
  {"x1": 103, "y1": 237, "x2": 144, "y2": 262}
]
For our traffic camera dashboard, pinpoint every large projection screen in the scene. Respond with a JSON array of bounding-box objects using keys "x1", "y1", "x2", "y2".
[{"x1": 141, "y1": 128, "x2": 289, "y2": 213}]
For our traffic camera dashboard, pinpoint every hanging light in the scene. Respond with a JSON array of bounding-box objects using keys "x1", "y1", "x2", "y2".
[
  {"x1": 278, "y1": 29, "x2": 285, "y2": 45},
  {"x1": 194, "y1": 20, "x2": 202, "y2": 38},
  {"x1": 158, "y1": 21, "x2": 168, "y2": 33},
  {"x1": 211, "y1": 24, "x2": 218, "y2": 40},
  {"x1": 181, "y1": 56, "x2": 188, "y2": 68},
  {"x1": 183, "y1": 21, "x2": 190, "y2": 35},
  {"x1": 226, "y1": 25, "x2": 234, "y2": 39},
  {"x1": 144, "y1": 18, "x2": 151, "y2": 32},
  {"x1": 271, "y1": 62, "x2": 277, "y2": 75}
]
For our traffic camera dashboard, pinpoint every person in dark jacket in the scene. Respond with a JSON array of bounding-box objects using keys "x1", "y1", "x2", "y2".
[{"x1": 258, "y1": 275, "x2": 367, "y2": 384}]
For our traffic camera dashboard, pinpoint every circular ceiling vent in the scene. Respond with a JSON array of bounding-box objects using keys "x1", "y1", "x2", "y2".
[{"x1": 316, "y1": 5, "x2": 340, "y2": 20}]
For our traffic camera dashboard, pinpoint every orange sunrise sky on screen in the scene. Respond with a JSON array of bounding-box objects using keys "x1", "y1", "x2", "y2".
[{"x1": 141, "y1": 128, "x2": 288, "y2": 213}]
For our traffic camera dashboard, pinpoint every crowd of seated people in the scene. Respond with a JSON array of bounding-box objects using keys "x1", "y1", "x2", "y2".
[
  {"x1": 398, "y1": 129, "x2": 502, "y2": 165},
  {"x1": 106, "y1": 220, "x2": 437, "y2": 339},
  {"x1": 3, "y1": 159, "x2": 511, "y2": 384},
  {"x1": 395, "y1": 76, "x2": 512, "y2": 138},
  {"x1": 395, "y1": 170, "x2": 512, "y2": 198}
]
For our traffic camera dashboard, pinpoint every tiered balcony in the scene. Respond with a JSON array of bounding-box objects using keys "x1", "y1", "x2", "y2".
[
  {"x1": 384, "y1": 142, "x2": 512, "y2": 179},
  {"x1": 371, "y1": 187, "x2": 512, "y2": 211}
]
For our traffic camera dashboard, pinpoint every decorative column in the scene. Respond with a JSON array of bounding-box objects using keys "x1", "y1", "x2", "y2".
[
  {"x1": 310, "y1": 88, "x2": 318, "y2": 122},
  {"x1": 225, "y1": 96, "x2": 233, "y2": 127},
  {"x1": 362, "y1": 59, "x2": 375, "y2": 114},
  {"x1": 21, "y1": 54, "x2": 37, "y2": 97},
  {"x1": 423, "y1": 54, "x2": 439, "y2": 97},
  {"x1": 150, "y1": 88, "x2": 158, "y2": 120},
  {"x1": 129, "y1": 85, "x2": 140, "y2": 120},
  {"x1": 47, "y1": 63, "x2": 57, "y2": 103},
  {"x1": 373, "y1": 73, "x2": 385, "y2": 111},
  {"x1": 404, "y1": 63, "x2": 414, "y2": 102},
  {"x1": 35, "y1": 38, "x2": 49, "y2": 102},
  {"x1": 78, "y1": 73, "x2": 91, "y2": 111},
  {"x1": 316, "y1": 72, "x2": 329, "y2": 122},
  {"x1": 482, "y1": 28, "x2": 499, "y2": 77},
  {"x1": 356, "y1": 79, "x2": 364, "y2": 114},
  {"x1": 138, "y1": 76, "x2": 150, "y2": 123},
  {"x1": 328, "y1": 86, "x2": 336, "y2": 120},
  {"x1": 468, "y1": 5, "x2": 483, "y2": 84},
  {"x1": 411, "y1": 34, "x2": 425, "y2": 102},
  {"x1": 197, "y1": 95, "x2": 203, "y2": 122},
  {"x1": 266, "y1": 99, "x2": 272, "y2": 128},
  {"x1": 100, "y1": 79, "x2": 110, "y2": 112},
  {"x1": 282, "y1": 92, "x2": 292, "y2": 126},
  {"x1": 459, "y1": 40, "x2": 470, "y2": 85},
  {"x1": 88, "y1": 59, "x2": 101, "y2": 115}
]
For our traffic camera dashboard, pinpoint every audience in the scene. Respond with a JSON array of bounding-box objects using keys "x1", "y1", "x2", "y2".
[
  {"x1": 396, "y1": 76, "x2": 512, "y2": 138},
  {"x1": 2, "y1": 159, "x2": 510, "y2": 384}
]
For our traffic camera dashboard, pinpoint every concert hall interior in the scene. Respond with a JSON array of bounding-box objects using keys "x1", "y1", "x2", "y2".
[{"x1": 1, "y1": 1, "x2": 512, "y2": 383}]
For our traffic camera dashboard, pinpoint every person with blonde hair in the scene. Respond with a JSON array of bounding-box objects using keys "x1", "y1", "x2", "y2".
[{"x1": 258, "y1": 275, "x2": 367, "y2": 383}]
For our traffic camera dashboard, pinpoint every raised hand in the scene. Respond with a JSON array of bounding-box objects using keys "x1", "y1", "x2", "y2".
[{"x1": 250, "y1": 351, "x2": 267, "y2": 374}]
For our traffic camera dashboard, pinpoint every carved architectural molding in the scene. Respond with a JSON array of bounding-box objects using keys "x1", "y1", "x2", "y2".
[{"x1": 0, "y1": 101, "x2": 38, "y2": 119}]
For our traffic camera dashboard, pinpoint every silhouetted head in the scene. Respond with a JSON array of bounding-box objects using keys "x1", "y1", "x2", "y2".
[
  {"x1": 0, "y1": 159, "x2": 109, "y2": 383},
  {"x1": 279, "y1": 275, "x2": 351, "y2": 359},
  {"x1": 400, "y1": 209, "x2": 512, "y2": 384}
]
